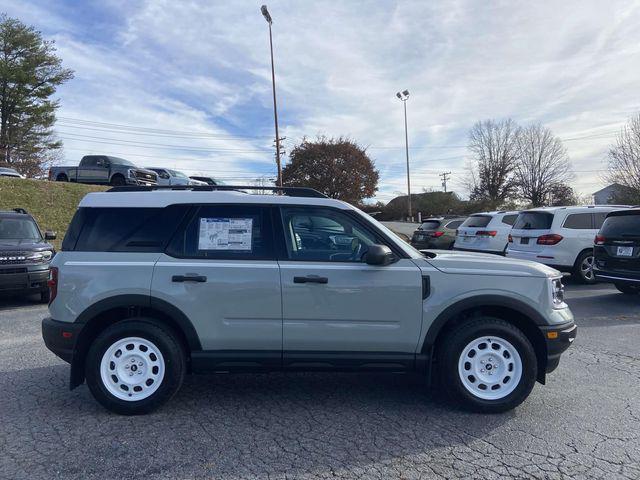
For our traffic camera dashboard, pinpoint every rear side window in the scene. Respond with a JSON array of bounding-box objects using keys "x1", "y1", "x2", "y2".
[
  {"x1": 461, "y1": 215, "x2": 491, "y2": 228},
  {"x1": 513, "y1": 212, "x2": 553, "y2": 230},
  {"x1": 563, "y1": 213, "x2": 593, "y2": 229},
  {"x1": 65, "y1": 206, "x2": 188, "y2": 252},
  {"x1": 167, "y1": 205, "x2": 274, "y2": 260},
  {"x1": 419, "y1": 221, "x2": 441, "y2": 230},
  {"x1": 600, "y1": 214, "x2": 640, "y2": 236},
  {"x1": 502, "y1": 214, "x2": 517, "y2": 226}
]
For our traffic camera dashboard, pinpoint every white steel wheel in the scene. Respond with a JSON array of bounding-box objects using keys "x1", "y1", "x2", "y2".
[
  {"x1": 457, "y1": 336, "x2": 523, "y2": 400},
  {"x1": 100, "y1": 337, "x2": 165, "y2": 402},
  {"x1": 580, "y1": 255, "x2": 594, "y2": 281}
]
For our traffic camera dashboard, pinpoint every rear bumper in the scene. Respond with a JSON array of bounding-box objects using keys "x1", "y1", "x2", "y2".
[
  {"x1": 593, "y1": 267, "x2": 640, "y2": 284},
  {"x1": 0, "y1": 265, "x2": 49, "y2": 293},
  {"x1": 42, "y1": 317, "x2": 81, "y2": 364},
  {"x1": 411, "y1": 238, "x2": 452, "y2": 250},
  {"x1": 539, "y1": 321, "x2": 577, "y2": 374},
  {"x1": 506, "y1": 249, "x2": 573, "y2": 269}
]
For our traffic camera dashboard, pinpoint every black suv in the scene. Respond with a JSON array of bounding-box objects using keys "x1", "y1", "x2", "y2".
[
  {"x1": 0, "y1": 209, "x2": 56, "y2": 302},
  {"x1": 594, "y1": 208, "x2": 640, "y2": 294}
]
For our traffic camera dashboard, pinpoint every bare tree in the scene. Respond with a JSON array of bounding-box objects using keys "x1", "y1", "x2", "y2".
[
  {"x1": 607, "y1": 114, "x2": 640, "y2": 198},
  {"x1": 514, "y1": 124, "x2": 573, "y2": 207},
  {"x1": 467, "y1": 119, "x2": 519, "y2": 208}
]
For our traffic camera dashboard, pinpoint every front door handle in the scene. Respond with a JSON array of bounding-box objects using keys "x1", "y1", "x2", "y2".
[
  {"x1": 293, "y1": 275, "x2": 328, "y2": 284},
  {"x1": 172, "y1": 274, "x2": 207, "y2": 283}
]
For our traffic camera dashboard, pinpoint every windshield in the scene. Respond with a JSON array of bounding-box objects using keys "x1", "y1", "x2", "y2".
[
  {"x1": 419, "y1": 221, "x2": 441, "y2": 230},
  {"x1": 168, "y1": 169, "x2": 188, "y2": 178},
  {"x1": 0, "y1": 218, "x2": 42, "y2": 240},
  {"x1": 461, "y1": 215, "x2": 492, "y2": 228},
  {"x1": 109, "y1": 157, "x2": 135, "y2": 167},
  {"x1": 601, "y1": 214, "x2": 640, "y2": 237},
  {"x1": 513, "y1": 212, "x2": 554, "y2": 230}
]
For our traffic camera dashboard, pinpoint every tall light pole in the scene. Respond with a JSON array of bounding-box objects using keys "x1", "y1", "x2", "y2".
[
  {"x1": 261, "y1": 5, "x2": 283, "y2": 187},
  {"x1": 396, "y1": 90, "x2": 411, "y2": 220}
]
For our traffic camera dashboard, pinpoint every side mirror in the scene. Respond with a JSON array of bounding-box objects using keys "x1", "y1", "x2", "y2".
[
  {"x1": 44, "y1": 230, "x2": 56, "y2": 240},
  {"x1": 365, "y1": 244, "x2": 395, "y2": 266}
]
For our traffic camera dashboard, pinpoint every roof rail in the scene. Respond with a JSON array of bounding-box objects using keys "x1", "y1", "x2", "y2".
[{"x1": 106, "y1": 184, "x2": 328, "y2": 198}]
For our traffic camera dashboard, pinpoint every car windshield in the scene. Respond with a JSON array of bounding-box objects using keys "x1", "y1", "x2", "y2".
[
  {"x1": 419, "y1": 221, "x2": 441, "y2": 230},
  {"x1": 601, "y1": 214, "x2": 640, "y2": 237},
  {"x1": 461, "y1": 215, "x2": 492, "y2": 228},
  {"x1": 168, "y1": 169, "x2": 188, "y2": 178},
  {"x1": 0, "y1": 218, "x2": 41, "y2": 240},
  {"x1": 513, "y1": 212, "x2": 554, "y2": 230},
  {"x1": 108, "y1": 157, "x2": 135, "y2": 167}
]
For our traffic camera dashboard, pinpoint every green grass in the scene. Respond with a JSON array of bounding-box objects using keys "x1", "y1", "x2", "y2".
[{"x1": 0, "y1": 178, "x2": 107, "y2": 249}]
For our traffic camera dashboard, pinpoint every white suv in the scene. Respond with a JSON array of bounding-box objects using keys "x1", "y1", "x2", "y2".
[
  {"x1": 42, "y1": 186, "x2": 576, "y2": 415},
  {"x1": 506, "y1": 206, "x2": 627, "y2": 283},
  {"x1": 454, "y1": 211, "x2": 519, "y2": 255}
]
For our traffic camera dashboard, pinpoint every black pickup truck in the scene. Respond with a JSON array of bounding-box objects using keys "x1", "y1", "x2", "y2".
[{"x1": 48, "y1": 155, "x2": 158, "y2": 186}]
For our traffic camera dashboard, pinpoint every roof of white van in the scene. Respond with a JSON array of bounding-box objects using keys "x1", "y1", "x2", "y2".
[{"x1": 79, "y1": 190, "x2": 353, "y2": 209}]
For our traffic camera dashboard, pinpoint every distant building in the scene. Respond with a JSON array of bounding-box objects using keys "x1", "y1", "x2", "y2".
[{"x1": 592, "y1": 183, "x2": 635, "y2": 205}]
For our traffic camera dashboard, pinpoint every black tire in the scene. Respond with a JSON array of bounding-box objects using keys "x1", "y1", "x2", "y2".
[
  {"x1": 573, "y1": 250, "x2": 596, "y2": 284},
  {"x1": 615, "y1": 283, "x2": 640, "y2": 294},
  {"x1": 85, "y1": 319, "x2": 186, "y2": 415},
  {"x1": 40, "y1": 289, "x2": 50, "y2": 304},
  {"x1": 110, "y1": 174, "x2": 126, "y2": 186},
  {"x1": 56, "y1": 173, "x2": 68, "y2": 182},
  {"x1": 437, "y1": 317, "x2": 537, "y2": 413}
]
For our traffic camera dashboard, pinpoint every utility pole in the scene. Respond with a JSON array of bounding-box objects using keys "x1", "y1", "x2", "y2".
[
  {"x1": 396, "y1": 90, "x2": 411, "y2": 220},
  {"x1": 440, "y1": 171, "x2": 451, "y2": 192},
  {"x1": 261, "y1": 5, "x2": 283, "y2": 187}
]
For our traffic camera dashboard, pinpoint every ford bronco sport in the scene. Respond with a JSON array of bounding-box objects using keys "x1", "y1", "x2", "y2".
[{"x1": 42, "y1": 186, "x2": 576, "y2": 415}]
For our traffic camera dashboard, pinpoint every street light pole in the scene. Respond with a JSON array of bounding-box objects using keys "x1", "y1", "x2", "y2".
[
  {"x1": 396, "y1": 90, "x2": 411, "y2": 220},
  {"x1": 261, "y1": 5, "x2": 282, "y2": 187}
]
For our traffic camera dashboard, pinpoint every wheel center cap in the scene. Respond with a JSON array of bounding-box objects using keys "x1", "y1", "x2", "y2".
[
  {"x1": 131, "y1": 365, "x2": 137, "y2": 372},
  {"x1": 486, "y1": 364, "x2": 492, "y2": 370}
]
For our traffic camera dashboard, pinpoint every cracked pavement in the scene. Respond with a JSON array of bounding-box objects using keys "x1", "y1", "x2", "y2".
[{"x1": 1, "y1": 283, "x2": 639, "y2": 479}]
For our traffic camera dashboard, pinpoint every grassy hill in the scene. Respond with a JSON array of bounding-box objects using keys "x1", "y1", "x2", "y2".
[{"x1": 0, "y1": 178, "x2": 107, "y2": 249}]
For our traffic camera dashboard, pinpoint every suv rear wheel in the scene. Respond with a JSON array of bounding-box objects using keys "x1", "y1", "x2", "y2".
[
  {"x1": 437, "y1": 317, "x2": 537, "y2": 413},
  {"x1": 85, "y1": 319, "x2": 186, "y2": 415},
  {"x1": 574, "y1": 250, "x2": 596, "y2": 284},
  {"x1": 615, "y1": 283, "x2": 640, "y2": 294}
]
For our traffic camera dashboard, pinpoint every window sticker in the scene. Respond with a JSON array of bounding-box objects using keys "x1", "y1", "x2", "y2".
[{"x1": 198, "y1": 218, "x2": 253, "y2": 251}]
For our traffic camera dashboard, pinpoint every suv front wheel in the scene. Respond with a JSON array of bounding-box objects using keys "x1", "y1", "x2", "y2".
[
  {"x1": 85, "y1": 319, "x2": 186, "y2": 415},
  {"x1": 438, "y1": 317, "x2": 537, "y2": 413}
]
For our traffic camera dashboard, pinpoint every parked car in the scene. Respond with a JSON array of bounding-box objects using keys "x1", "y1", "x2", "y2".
[
  {"x1": 0, "y1": 208, "x2": 56, "y2": 302},
  {"x1": 454, "y1": 211, "x2": 519, "y2": 255},
  {"x1": 0, "y1": 167, "x2": 25, "y2": 179},
  {"x1": 189, "y1": 176, "x2": 225, "y2": 186},
  {"x1": 147, "y1": 168, "x2": 207, "y2": 186},
  {"x1": 42, "y1": 186, "x2": 576, "y2": 415},
  {"x1": 506, "y1": 206, "x2": 626, "y2": 283},
  {"x1": 411, "y1": 217, "x2": 466, "y2": 250},
  {"x1": 593, "y1": 208, "x2": 640, "y2": 294},
  {"x1": 49, "y1": 155, "x2": 158, "y2": 186}
]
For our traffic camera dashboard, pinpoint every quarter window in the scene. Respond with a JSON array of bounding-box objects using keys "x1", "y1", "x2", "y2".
[
  {"x1": 563, "y1": 213, "x2": 593, "y2": 229},
  {"x1": 281, "y1": 207, "x2": 380, "y2": 262},
  {"x1": 502, "y1": 214, "x2": 517, "y2": 226}
]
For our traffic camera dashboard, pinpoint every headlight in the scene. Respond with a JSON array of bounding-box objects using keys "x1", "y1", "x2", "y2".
[
  {"x1": 128, "y1": 169, "x2": 136, "y2": 178},
  {"x1": 27, "y1": 250, "x2": 53, "y2": 263},
  {"x1": 550, "y1": 277, "x2": 565, "y2": 308}
]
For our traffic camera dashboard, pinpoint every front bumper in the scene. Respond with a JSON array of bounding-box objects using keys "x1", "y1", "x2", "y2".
[
  {"x1": 0, "y1": 264, "x2": 49, "y2": 293},
  {"x1": 540, "y1": 320, "x2": 577, "y2": 374},
  {"x1": 42, "y1": 317, "x2": 82, "y2": 364}
]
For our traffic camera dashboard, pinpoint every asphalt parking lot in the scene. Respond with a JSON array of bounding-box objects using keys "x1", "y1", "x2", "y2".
[{"x1": 1, "y1": 282, "x2": 639, "y2": 480}]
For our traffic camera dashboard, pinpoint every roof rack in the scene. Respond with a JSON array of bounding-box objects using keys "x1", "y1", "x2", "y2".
[{"x1": 106, "y1": 185, "x2": 328, "y2": 198}]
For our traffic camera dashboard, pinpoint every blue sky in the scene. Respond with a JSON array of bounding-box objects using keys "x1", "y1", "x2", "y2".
[{"x1": 1, "y1": 0, "x2": 639, "y2": 201}]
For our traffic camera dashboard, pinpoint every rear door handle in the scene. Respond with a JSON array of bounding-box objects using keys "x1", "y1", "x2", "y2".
[
  {"x1": 172, "y1": 274, "x2": 207, "y2": 283},
  {"x1": 293, "y1": 275, "x2": 328, "y2": 284}
]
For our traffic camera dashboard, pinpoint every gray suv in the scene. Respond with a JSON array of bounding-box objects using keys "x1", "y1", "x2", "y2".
[{"x1": 42, "y1": 186, "x2": 576, "y2": 415}]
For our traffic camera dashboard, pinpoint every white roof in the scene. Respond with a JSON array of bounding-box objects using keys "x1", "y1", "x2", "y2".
[
  {"x1": 524, "y1": 205, "x2": 629, "y2": 213},
  {"x1": 79, "y1": 190, "x2": 353, "y2": 209}
]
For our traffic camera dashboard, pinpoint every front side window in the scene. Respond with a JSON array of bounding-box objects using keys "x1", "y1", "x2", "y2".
[
  {"x1": 167, "y1": 205, "x2": 273, "y2": 260},
  {"x1": 563, "y1": 213, "x2": 593, "y2": 229},
  {"x1": 281, "y1": 207, "x2": 380, "y2": 262},
  {"x1": 0, "y1": 217, "x2": 41, "y2": 240}
]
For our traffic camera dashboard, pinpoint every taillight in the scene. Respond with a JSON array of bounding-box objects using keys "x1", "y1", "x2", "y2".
[
  {"x1": 47, "y1": 267, "x2": 58, "y2": 304},
  {"x1": 431, "y1": 231, "x2": 445, "y2": 238},
  {"x1": 537, "y1": 234, "x2": 563, "y2": 245},
  {"x1": 476, "y1": 230, "x2": 497, "y2": 237},
  {"x1": 508, "y1": 234, "x2": 513, "y2": 243},
  {"x1": 594, "y1": 234, "x2": 606, "y2": 245}
]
